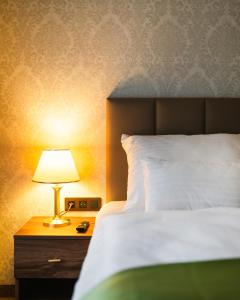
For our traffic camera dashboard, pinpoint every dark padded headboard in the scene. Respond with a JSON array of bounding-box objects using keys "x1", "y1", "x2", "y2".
[{"x1": 106, "y1": 97, "x2": 240, "y2": 201}]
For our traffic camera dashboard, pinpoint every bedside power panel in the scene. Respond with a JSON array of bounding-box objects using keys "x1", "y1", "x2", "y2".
[{"x1": 65, "y1": 197, "x2": 101, "y2": 211}]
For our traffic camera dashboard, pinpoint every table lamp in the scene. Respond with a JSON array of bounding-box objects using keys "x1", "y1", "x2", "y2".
[{"x1": 33, "y1": 149, "x2": 80, "y2": 227}]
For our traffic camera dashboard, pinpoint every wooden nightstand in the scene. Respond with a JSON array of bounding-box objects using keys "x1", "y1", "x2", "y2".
[{"x1": 14, "y1": 216, "x2": 95, "y2": 300}]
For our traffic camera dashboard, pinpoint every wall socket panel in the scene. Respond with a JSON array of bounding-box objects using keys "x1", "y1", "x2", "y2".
[{"x1": 65, "y1": 197, "x2": 101, "y2": 211}]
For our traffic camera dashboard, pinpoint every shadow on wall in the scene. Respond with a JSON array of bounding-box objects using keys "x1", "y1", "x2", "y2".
[
  {"x1": 110, "y1": 74, "x2": 159, "y2": 98},
  {"x1": 110, "y1": 70, "x2": 220, "y2": 98}
]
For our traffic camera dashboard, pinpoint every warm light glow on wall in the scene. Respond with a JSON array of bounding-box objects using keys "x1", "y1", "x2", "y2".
[
  {"x1": 42, "y1": 114, "x2": 77, "y2": 145},
  {"x1": 33, "y1": 94, "x2": 100, "y2": 148}
]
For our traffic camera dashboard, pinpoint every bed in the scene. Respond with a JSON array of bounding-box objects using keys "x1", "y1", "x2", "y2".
[{"x1": 72, "y1": 98, "x2": 240, "y2": 300}]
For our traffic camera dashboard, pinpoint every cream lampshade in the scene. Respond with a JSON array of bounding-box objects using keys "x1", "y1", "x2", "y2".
[{"x1": 33, "y1": 149, "x2": 80, "y2": 227}]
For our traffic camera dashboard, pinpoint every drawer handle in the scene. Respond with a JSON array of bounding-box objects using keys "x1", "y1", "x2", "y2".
[{"x1": 48, "y1": 258, "x2": 62, "y2": 263}]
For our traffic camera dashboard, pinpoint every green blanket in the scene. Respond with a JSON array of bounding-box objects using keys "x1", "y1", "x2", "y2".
[{"x1": 81, "y1": 258, "x2": 240, "y2": 300}]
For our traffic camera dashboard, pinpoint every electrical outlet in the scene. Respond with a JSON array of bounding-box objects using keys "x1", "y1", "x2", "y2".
[
  {"x1": 65, "y1": 199, "x2": 76, "y2": 210},
  {"x1": 79, "y1": 200, "x2": 87, "y2": 208},
  {"x1": 68, "y1": 201, "x2": 75, "y2": 209},
  {"x1": 65, "y1": 197, "x2": 101, "y2": 211}
]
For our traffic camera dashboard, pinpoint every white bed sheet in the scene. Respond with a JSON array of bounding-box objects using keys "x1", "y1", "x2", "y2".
[
  {"x1": 96, "y1": 201, "x2": 126, "y2": 219},
  {"x1": 72, "y1": 204, "x2": 240, "y2": 300}
]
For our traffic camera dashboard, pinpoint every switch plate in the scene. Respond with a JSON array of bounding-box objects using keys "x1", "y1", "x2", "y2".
[{"x1": 65, "y1": 197, "x2": 101, "y2": 211}]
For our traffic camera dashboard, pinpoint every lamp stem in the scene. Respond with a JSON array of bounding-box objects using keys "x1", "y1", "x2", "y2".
[
  {"x1": 52, "y1": 184, "x2": 62, "y2": 219},
  {"x1": 42, "y1": 185, "x2": 70, "y2": 227}
]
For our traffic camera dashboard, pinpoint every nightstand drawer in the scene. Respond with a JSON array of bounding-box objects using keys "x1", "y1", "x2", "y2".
[{"x1": 14, "y1": 238, "x2": 90, "y2": 278}]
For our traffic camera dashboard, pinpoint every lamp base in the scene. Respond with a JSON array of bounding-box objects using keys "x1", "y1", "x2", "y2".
[{"x1": 43, "y1": 217, "x2": 71, "y2": 227}]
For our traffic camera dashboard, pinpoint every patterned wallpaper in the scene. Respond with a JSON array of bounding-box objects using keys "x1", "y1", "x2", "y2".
[{"x1": 1, "y1": 0, "x2": 240, "y2": 284}]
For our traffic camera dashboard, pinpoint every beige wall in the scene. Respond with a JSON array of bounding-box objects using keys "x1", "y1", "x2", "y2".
[{"x1": 1, "y1": 0, "x2": 240, "y2": 284}]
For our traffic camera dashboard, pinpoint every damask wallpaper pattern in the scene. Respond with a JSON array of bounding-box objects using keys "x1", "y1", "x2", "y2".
[{"x1": 1, "y1": 0, "x2": 240, "y2": 284}]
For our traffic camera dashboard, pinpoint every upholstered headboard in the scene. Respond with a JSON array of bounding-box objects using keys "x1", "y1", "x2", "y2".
[{"x1": 106, "y1": 98, "x2": 240, "y2": 201}]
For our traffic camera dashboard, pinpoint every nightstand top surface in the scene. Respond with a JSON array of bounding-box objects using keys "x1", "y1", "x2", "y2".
[{"x1": 14, "y1": 216, "x2": 95, "y2": 239}]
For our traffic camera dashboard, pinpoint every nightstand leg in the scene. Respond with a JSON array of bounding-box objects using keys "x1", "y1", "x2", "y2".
[{"x1": 15, "y1": 278, "x2": 20, "y2": 300}]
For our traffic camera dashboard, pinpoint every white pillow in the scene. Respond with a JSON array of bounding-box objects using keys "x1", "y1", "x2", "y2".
[
  {"x1": 142, "y1": 158, "x2": 240, "y2": 211},
  {"x1": 121, "y1": 134, "x2": 240, "y2": 211}
]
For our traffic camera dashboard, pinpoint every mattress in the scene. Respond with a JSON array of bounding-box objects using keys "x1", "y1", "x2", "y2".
[{"x1": 72, "y1": 205, "x2": 240, "y2": 300}]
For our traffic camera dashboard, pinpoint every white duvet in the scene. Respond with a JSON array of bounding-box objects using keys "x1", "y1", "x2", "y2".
[{"x1": 72, "y1": 206, "x2": 240, "y2": 300}]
